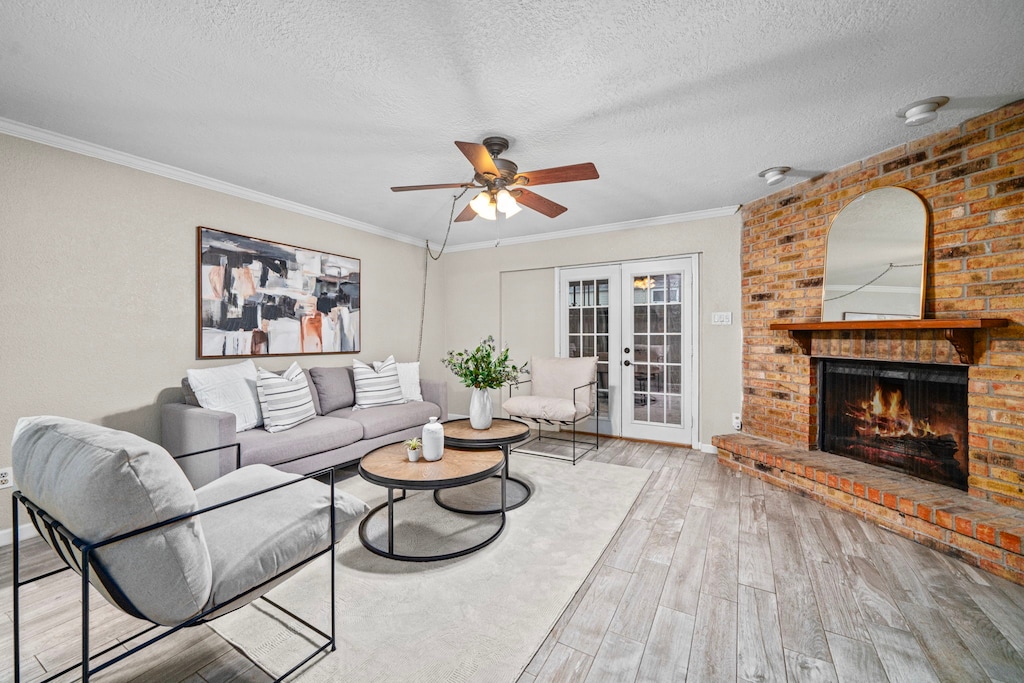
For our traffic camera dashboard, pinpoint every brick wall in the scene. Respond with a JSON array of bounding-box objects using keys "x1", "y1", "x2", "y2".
[{"x1": 740, "y1": 99, "x2": 1024, "y2": 509}]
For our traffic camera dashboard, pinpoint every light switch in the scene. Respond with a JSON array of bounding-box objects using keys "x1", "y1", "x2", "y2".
[{"x1": 711, "y1": 312, "x2": 732, "y2": 325}]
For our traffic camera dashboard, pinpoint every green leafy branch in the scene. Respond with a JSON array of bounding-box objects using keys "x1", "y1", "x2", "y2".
[{"x1": 442, "y1": 335, "x2": 525, "y2": 389}]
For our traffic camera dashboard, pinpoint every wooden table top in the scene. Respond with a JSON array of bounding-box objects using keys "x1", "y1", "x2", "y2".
[
  {"x1": 444, "y1": 418, "x2": 530, "y2": 445},
  {"x1": 359, "y1": 442, "x2": 503, "y2": 489}
]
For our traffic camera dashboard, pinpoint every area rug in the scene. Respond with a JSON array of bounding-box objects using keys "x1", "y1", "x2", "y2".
[{"x1": 211, "y1": 455, "x2": 650, "y2": 682}]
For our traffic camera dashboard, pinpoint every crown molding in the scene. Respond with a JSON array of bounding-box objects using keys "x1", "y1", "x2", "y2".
[
  {"x1": 0, "y1": 117, "x2": 425, "y2": 247},
  {"x1": 443, "y1": 205, "x2": 741, "y2": 253}
]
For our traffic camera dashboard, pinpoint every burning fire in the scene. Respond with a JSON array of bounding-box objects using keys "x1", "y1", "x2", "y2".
[{"x1": 845, "y1": 384, "x2": 937, "y2": 438}]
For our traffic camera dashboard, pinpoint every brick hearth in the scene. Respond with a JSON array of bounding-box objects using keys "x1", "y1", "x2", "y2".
[
  {"x1": 716, "y1": 99, "x2": 1024, "y2": 584},
  {"x1": 713, "y1": 433, "x2": 1024, "y2": 584}
]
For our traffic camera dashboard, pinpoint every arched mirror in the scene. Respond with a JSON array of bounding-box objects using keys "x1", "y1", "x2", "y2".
[{"x1": 822, "y1": 187, "x2": 928, "y2": 321}]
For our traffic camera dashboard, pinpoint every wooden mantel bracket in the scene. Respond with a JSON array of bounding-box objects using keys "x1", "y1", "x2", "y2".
[
  {"x1": 768, "y1": 318, "x2": 1010, "y2": 364},
  {"x1": 944, "y1": 328, "x2": 976, "y2": 364},
  {"x1": 789, "y1": 331, "x2": 812, "y2": 355}
]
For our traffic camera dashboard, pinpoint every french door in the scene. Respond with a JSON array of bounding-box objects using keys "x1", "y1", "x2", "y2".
[{"x1": 559, "y1": 256, "x2": 697, "y2": 444}]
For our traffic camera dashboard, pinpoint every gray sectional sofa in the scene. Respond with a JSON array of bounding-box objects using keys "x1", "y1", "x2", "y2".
[{"x1": 162, "y1": 366, "x2": 447, "y2": 486}]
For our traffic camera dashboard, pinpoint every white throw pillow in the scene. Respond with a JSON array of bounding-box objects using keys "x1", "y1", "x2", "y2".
[
  {"x1": 187, "y1": 360, "x2": 262, "y2": 432},
  {"x1": 352, "y1": 355, "x2": 406, "y2": 409},
  {"x1": 256, "y1": 362, "x2": 317, "y2": 433},
  {"x1": 385, "y1": 361, "x2": 422, "y2": 402}
]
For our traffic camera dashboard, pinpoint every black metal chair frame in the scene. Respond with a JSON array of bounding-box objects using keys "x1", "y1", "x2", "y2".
[
  {"x1": 505, "y1": 379, "x2": 600, "y2": 465},
  {"x1": 11, "y1": 443, "x2": 338, "y2": 683}
]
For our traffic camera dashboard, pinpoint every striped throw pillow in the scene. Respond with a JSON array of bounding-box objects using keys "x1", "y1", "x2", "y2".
[
  {"x1": 256, "y1": 362, "x2": 317, "y2": 433},
  {"x1": 352, "y1": 355, "x2": 407, "y2": 409}
]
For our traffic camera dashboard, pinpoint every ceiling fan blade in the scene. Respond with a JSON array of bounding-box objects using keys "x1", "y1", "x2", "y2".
[
  {"x1": 514, "y1": 189, "x2": 568, "y2": 218},
  {"x1": 455, "y1": 141, "x2": 500, "y2": 177},
  {"x1": 391, "y1": 182, "x2": 476, "y2": 192},
  {"x1": 516, "y1": 162, "x2": 599, "y2": 186},
  {"x1": 454, "y1": 203, "x2": 478, "y2": 222}
]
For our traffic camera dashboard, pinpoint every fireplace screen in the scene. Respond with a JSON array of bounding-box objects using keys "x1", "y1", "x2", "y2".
[{"x1": 818, "y1": 359, "x2": 968, "y2": 489}]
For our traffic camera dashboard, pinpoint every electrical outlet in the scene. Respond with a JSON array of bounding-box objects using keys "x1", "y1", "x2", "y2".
[
  {"x1": 731, "y1": 413, "x2": 742, "y2": 431},
  {"x1": 0, "y1": 468, "x2": 12, "y2": 490}
]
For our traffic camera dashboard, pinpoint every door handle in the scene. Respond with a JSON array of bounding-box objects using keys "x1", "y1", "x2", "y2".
[
  {"x1": 623, "y1": 360, "x2": 631, "y2": 367},
  {"x1": 623, "y1": 347, "x2": 630, "y2": 354}
]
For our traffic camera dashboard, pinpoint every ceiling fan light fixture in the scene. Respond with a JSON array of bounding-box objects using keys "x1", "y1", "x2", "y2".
[
  {"x1": 897, "y1": 96, "x2": 949, "y2": 126},
  {"x1": 495, "y1": 188, "x2": 521, "y2": 216},
  {"x1": 470, "y1": 190, "x2": 497, "y2": 220},
  {"x1": 758, "y1": 166, "x2": 791, "y2": 187}
]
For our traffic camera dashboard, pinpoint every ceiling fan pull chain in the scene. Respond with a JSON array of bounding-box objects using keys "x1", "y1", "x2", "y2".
[{"x1": 417, "y1": 188, "x2": 467, "y2": 360}]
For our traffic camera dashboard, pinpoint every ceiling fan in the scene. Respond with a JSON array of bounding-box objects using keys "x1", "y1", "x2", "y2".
[{"x1": 390, "y1": 136, "x2": 599, "y2": 222}]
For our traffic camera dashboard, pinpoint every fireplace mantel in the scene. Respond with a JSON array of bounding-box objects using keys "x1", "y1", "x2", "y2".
[{"x1": 769, "y1": 318, "x2": 1010, "y2": 364}]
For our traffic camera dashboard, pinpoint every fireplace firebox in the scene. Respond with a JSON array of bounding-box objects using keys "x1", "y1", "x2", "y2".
[{"x1": 818, "y1": 359, "x2": 969, "y2": 489}]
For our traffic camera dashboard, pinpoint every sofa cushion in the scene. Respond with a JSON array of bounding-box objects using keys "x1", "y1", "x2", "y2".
[
  {"x1": 352, "y1": 356, "x2": 406, "y2": 409},
  {"x1": 395, "y1": 361, "x2": 423, "y2": 402},
  {"x1": 503, "y1": 395, "x2": 590, "y2": 422},
  {"x1": 235, "y1": 416, "x2": 363, "y2": 467},
  {"x1": 308, "y1": 366, "x2": 356, "y2": 414},
  {"x1": 328, "y1": 400, "x2": 441, "y2": 440},
  {"x1": 12, "y1": 416, "x2": 212, "y2": 626},
  {"x1": 187, "y1": 360, "x2": 263, "y2": 432},
  {"x1": 256, "y1": 362, "x2": 316, "y2": 433},
  {"x1": 303, "y1": 369, "x2": 322, "y2": 415},
  {"x1": 196, "y1": 464, "x2": 367, "y2": 610}
]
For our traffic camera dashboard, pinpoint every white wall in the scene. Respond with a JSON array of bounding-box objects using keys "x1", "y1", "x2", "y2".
[
  {"x1": 441, "y1": 214, "x2": 743, "y2": 450},
  {"x1": 0, "y1": 133, "x2": 446, "y2": 534}
]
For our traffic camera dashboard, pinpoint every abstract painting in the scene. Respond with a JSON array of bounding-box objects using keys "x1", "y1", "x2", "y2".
[{"x1": 197, "y1": 227, "x2": 360, "y2": 358}]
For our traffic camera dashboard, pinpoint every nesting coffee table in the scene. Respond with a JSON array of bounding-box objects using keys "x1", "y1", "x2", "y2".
[
  {"x1": 435, "y1": 418, "x2": 532, "y2": 514},
  {"x1": 358, "y1": 442, "x2": 506, "y2": 562}
]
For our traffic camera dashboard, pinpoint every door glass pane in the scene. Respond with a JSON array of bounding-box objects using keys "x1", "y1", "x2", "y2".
[
  {"x1": 652, "y1": 274, "x2": 666, "y2": 303},
  {"x1": 597, "y1": 336, "x2": 608, "y2": 355},
  {"x1": 667, "y1": 395, "x2": 682, "y2": 425},
  {"x1": 651, "y1": 365, "x2": 664, "y2": 392},
  {"x1": 667, "y1": 304, "x2": 681, "y2": 333},
  {"x1": 569, "y1": 308, "x2": 580, "y2": 334},
  {"x1": 667, "y1": 336, "x2": 681, "y2": 364},
  {"x1": 634, "y1": 306, "x2": 647, "y2": 333},
  {"x1": 596, "y1": 307, "x2": 608, "y2": 334},
  {"x1": 569, "y1": 282, "x2": 580, "y2": 307},
  {"x1": 648, "y1": 395, "x2": 665, "y2": 423},
  {"x1": 634, "y1": 336, "x2": 647, "y2": 362},
  {"x1": 634, "y1": 398, "x2": 648, "y2": 421},
  {"x1": 598, "y1": 281, "x2": 609, "y2": 306},
  {"x1": 583, "y1": 281, "x2": 595, "y2": 307},
  {"x1": 582, "y1": 308, "x2": 594, "y2": 334},
  {"x1": 583, "y1": 336, "x2": 595, "y2": 357},
  {"x1": 633, "y1": 278, "x2": 649, "y2": 304},
  {"x1": 667, "y1": 273, "x2": 682, "y2": 303},
  {"x1": 569, "y1": 335, "x2": 581, "y2": 357},
  {"x1": 649, "y1": 335, "x2": 664, "y2": 361},
  {"x1": 668, "y1": 366, "x2": 681, "y2": 393},
  {"x1": 650, "y1": 305, "x2": 665, "y2": 333}
]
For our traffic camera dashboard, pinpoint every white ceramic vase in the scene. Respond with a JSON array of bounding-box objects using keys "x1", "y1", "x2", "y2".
[
  {"x1": 422, "y1": 417, "x2": 444, "y2": 461},
  {"x1": 406, "y1": 447, "x2": 421, "y2": 462},
  {"x1": 469, "y1": 388, "x2": 493, "y2": 430}
]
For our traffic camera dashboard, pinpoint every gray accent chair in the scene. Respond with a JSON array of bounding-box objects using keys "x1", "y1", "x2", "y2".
[
  {"x1": 502, "y1": 356, "x2": 600, "y2": 464},
  {"x1": 11, "y1": 416, "x2": 368, "y2": 682}
]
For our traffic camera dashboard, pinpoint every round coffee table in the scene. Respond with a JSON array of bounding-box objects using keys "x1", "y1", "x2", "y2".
[
  {"x1": 358, "y1": 442, "x2": 506, "y2": 562},
  {"x1": 435, "y1": 418, "x2": 532, "y2": 514}
]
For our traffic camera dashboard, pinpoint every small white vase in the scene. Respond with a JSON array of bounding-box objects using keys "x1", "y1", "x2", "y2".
[
  {"x1": 422, "y1": 417, "x2": 444, "y2": 461},
  {"x1": 407, "y1": 447, "x2": 421, "y2": 462},
  {"x1": 469, "y1": 388, "x2": 493, "y2": 430}
]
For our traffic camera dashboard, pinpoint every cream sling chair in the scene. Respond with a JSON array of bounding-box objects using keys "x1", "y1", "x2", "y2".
[
  {"x1": 502, "y1": 356, "x2": 599, "y2": 464},
  {"x1": 11, "y1": 416, "x2": 368, "y2": 682}
]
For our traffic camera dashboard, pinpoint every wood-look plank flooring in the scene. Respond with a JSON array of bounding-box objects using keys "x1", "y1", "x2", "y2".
[{"x1": 4, "y1": 438, "x2": 1024, "y2": 682}]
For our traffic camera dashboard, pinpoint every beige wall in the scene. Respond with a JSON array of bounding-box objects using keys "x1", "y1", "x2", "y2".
[
  {"x1": 0, "y1": 133, "x2": 447, "y2": 533},
  {"x1": 441, "y1": 214, "x2": 743, "y2": 448}
]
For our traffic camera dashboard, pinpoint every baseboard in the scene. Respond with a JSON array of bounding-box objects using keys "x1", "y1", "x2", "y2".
[
  {"x1": 698, "y1": 442, "x2": 719, "y2": 454},
  {"x1": 0, "y1": 522, "x2": 39, "y2": 547}
]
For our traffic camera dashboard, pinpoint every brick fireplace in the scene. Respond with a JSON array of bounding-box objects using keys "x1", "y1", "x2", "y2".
[{"x1": 714, "y1": 99, "x2": 1024, "y2": 584}]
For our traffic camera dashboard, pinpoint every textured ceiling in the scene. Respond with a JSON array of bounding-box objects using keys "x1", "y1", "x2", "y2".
[{"x1": 2, "y1": 1, "x2": 1023, "y2": 246}]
